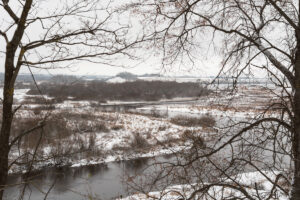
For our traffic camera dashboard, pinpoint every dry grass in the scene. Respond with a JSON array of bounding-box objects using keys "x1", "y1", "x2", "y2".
[{"x1": 11, "y1": 115, "x2": 71, "y2": 150}]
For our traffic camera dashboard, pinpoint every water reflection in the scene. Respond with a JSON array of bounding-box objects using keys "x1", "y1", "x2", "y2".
[
  {"x1": 5, "y1": 156, "x2": 172, "y2": 200},
  {"x1": 123, "y1": 157, "x2": 149, "y2": 171}
]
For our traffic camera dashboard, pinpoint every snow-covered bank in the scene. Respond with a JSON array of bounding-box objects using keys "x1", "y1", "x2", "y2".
[
  {"x1": 119, "y1": 171, "x2": 289, "y2": 200},
  {"x1": 9, "y1": 109, "x2": 216, "y2": 174}
]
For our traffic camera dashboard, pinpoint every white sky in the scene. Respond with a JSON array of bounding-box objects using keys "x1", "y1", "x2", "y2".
[
  {"x1": 0, "y1": 0, "x2": 225, "y2": 77},
  {"x1": 16, "y1": 54, "x2": 223, "y2": 77},
  {"x1": 0, "y1": 0, "x2": 271, "y2": 77}
]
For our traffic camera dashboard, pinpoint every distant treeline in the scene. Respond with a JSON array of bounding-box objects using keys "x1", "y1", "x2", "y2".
[{"x1": 27, "y1": 80, "x2": 210, "y2": 102}]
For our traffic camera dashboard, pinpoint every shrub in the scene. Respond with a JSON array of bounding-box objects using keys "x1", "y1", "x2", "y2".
[
  {"x1": 198, "y1": 115, "x2": 216, "y2": 128},
  {"x1": 77, "y1": 121, "x2": 109, "y2": 133},
  {"x1": 94, "y1": 122, "x2": 110, "y2": 132},
  {"x1": 33, "y1": 105, "x2": 55, "y2": 115},
  {"x1": 182, "y1": 130, "x2": 205, "y2": 148},
  {"x1": 130, "y1": 132, "x2": 150, "y2": 149},
  {"x1": 10, "y1": 115, "x2": 71, "y2": 150},
  {"x1": 170, "y1": 115, "x2": 216, "y2": 127},
  {"x1": 88, "y1": 133, "x2": 96, "y2": 149},
  {"x1": 111, "y1": 124, "x2": 123, "y2": 131},
  {"x1": 158, "y1": 125, "x2": 167, "y2": 131},
  {"x1": 27, "y1": 80, "x2": 211, "y2": 102},
  {"x1": 22, "y1": 96, "x2": 55, "y2": 105}
]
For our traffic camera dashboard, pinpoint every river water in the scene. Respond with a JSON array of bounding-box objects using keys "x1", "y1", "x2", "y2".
[{"x1": 4, "y1": 156, "x2": 175, "y2": 200}]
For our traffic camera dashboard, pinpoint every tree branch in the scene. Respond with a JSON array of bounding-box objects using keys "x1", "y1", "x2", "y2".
[
  {"x1": 9, "y1": 120, "x2": 46, "y2": 149},
  {"x1": 2, "y1": 1, "x2": 19, "y2": 23},
  {"x1": 267, "y1": 0, "x2": 298, "y2": 30}
]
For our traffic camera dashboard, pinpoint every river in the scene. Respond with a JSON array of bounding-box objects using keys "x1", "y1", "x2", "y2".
[{"x1": 4, "y1": 156, "x2": 176, "y2": 200}]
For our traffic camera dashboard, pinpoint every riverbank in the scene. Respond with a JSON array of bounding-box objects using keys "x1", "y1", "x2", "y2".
[
  {"x1": 119, "y1": 170, "x2": 289, "y2": 200},
  {"x1": 7, "y1": 85, "x2": 277, "y2": 175}
]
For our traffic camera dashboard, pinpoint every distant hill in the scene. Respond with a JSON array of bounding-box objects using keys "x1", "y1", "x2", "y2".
[{"x1": 116, "y1": 72, "x2": 137, "y2": 80}]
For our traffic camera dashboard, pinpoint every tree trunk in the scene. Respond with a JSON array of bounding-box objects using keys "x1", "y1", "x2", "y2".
[
  {"x1": 0, "y1": 1, "x2": 32, "y2": 199},
  {"x1": 0, "y1": 93, "x2": 13, "y2": 200},
  {"x1": 291, "y1": 31, "x2": 300, "y2": 199},
  {"x1": 0, "y1": 55, "x2": 15, "y2": 200},
  {"x1": 291, "y1": 81, "x2": 300, "y2": 200}
]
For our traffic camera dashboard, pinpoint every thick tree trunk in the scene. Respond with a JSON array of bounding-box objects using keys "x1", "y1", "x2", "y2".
[
  {"x1": 0, "y1": 2, "x2": 32, "y2": 199},
  {"x1": 291, "y1": 84, "x2": 300, "y2": 199},
  {"x1": 0, "y1": 57, "x2": 15, "y2": 199},
  {"x1": 291, "y1": 2, "x2": 300, "y2": 199},
  {"x1": 0, "y1": 93, "x2": 13, "y2": 200},
  {"x1": 0, "y1": 43, "x2": 16, "y2": 199},
  {"x1": 291, "y1": 90, "x2": 300, "y2": 199},
  {"x1": 291, "y1": 33, "x2": 300, "y2": 199}
]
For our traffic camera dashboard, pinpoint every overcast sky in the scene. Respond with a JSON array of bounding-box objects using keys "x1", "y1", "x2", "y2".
[
  {"x1": 0, "y1": 0, "x2": 227, "y2": 77},
  {"x1": 15, "y1": 53, "x2": 223, "y2": 77},
  {"x1": 0, "y1": 0, "x2": 268, "y2": 78}
]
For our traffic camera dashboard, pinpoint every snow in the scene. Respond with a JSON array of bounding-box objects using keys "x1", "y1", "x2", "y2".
[
  {"x1": 119, "y1": 171, "x2": 289, "y2": 200},
  {"x1": 8, "y1": 108, "x2": 208, "y2": 174},
  {"x1": 107, "y1": 77, "x2": 127, "y2": 83},
  {"x1": 0, "y1": 88, "x2": 30, "y2": 102}
]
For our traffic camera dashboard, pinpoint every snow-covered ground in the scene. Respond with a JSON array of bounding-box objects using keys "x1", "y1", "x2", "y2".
[
  {"x1": 0, "y1": 88, "x2": 30, "y2": 102},
  {"x1": 137, "y1": 85, "x2": 279, "y2": 120},
  {"x1": 119, "y1": 171, "x2": 288, "y2": 200},
  {"x1": 9, "y1": 108, "x2": 215, "y2": 173},
  {"x1": 7, "y1": 85, "x2": 279, "y2": 175}
]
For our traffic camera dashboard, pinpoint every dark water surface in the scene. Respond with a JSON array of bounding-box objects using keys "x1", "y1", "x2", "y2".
[{"x1": 4, "y1": 156, "x2": 173, "y2": 200}]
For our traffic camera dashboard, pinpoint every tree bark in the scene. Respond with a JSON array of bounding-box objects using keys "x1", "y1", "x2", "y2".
[
  {"x1": 0, "y1": 1, "x2": 32, "y2": 199},
  {"x1": 0, "y1": 49, "x2": 15, "y2": 200},
  {"x1": 291, "y1": 75, "x2": 300, "y2": 200},
  {"x1": 291, "y1": 30, "x2": 300, "y2": 199}
]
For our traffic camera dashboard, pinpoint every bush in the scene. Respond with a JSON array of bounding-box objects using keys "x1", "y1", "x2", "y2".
[
  {"x1": 21, "y1": 96, "x2": 56, "y2": 105},
  {"x1": 94, "y1": 122, "x2": 110, "y2": 132},
  {"x1": 130, "y1": 132, "x2": 150, "y2": 149},
  {"x1": 198, "y1": 115, "x2": 216, "y2": 128},
  {"x1": 10, "y1": 115, "x2": 71, "y2": 150},
  {"x1": 170, "y1": 115, "x2": 216, "y2": 127},
  {"x1": 111, "y1": 124, "x2": 123, "y2": 131},
  {"x1": 77, "y1": 121, "x2": 109, "y2": 133},
  {"x1": 33, "y1": 105, "x2": 55, "y2": 115},
  {"x1": 182, "y1": 129, "x2": 205, "y2": 148},
  {"x1": 27, "y1": 80, "x2": 211, "y2": 102}
]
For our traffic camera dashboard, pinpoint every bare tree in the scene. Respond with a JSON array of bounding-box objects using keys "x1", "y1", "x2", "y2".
[
  {"x1": 0, "y1": 0, "x2": 142, "y2": 199},
  {"x1": 124, "y1": 0, "x2": 300, "y2": 199}
]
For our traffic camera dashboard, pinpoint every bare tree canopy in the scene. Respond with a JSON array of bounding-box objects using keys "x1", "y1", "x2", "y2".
[
  {"x1": 2, "y1": 0, "x2": 300, "y2": 199},
  {"x1": 123, "y1": 0, "x2": 300, "y2": 199},
  {"x1": 0, "y1": 0, "x2": 143, "y2": 199}
]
